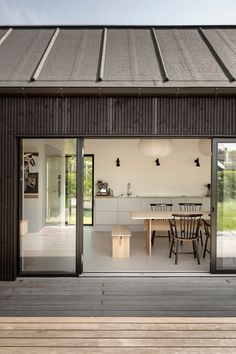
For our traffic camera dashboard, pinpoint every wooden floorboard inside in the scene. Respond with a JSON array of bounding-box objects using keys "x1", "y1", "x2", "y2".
[{"x1": 1, "y1": 277, "x2": 236, "y2": 352}]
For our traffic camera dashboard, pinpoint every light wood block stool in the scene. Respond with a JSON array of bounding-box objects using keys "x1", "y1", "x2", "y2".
[{"x1": 111, "y1": 225, "x2": 131, "y2": 258}]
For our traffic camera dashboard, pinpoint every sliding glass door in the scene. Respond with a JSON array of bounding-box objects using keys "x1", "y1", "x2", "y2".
[
  {"x1": 212, "y1": 139, "x2": 236, "y2": 272},
  {"x1": 83, "y1": 155, "x2": 94, "y2": 225},
  {"x1": 20, "y1": 139, "x2": 77, "y2": 274}
]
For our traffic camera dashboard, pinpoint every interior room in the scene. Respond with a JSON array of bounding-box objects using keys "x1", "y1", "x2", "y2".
[
  {"x1": 20, "y1": 137, "x2": 211, "y2": 274},
  {"x1": 83, "y1": 138, "x2": 211, "y2": 274}
]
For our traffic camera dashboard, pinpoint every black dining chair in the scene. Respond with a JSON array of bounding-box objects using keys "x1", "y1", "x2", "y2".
[
  {"x1": 179, "y1": 203, "x2": 203, "y2": 246},
  {"x1": 179, "y1": 203, "x2": 202, "y2": 211},
  {"x1": 150, "y1": 203, "x2": 173, "y2": 246},
  {"x1": 203, "y1": 219, "x2": 211, "y2": 258},
  {"x1": 169, "y1": 213, "x2": 202, "y2": 265}
]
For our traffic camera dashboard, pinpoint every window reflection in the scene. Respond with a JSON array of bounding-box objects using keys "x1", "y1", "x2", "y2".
[
  {"x1": 20, "y1": 139, "x2": 77, "y2": 273},
  {"x1": 217, "y1": 143, "x2": 236, "y2": 269}
]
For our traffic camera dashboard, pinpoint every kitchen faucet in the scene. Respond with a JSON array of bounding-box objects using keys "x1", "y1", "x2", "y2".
[{"x1": 127, "y1": 182, "x2": 132, "y2": 196}]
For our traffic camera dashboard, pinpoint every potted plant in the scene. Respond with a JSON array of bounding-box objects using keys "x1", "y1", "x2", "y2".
[{"x1": 205, "y1": 183, "x2": 211, "y2": 197}]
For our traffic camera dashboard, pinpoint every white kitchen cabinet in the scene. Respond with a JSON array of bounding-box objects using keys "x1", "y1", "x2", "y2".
[
  {"x1": 95, "y1": 197, "x2": 141, "y2": 231},
  {"x1": 95, "y1": 197, "x2": 118, "y2": 212},
  {"x1": 95, "y1": 211, "x2": 118, "y2": 225},
  {"x1": 118, "y1": 211, "x2": 142, "y2": 225},
  {"x1": 201, "y1": 197, "x2": 211, "y2": 210},
  {"x1": 118, "y1": 197, "x2": 140, "y2": 211}
]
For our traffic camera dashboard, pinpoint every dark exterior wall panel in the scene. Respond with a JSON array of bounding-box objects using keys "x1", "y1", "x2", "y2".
[
  {"x1": 2, "y1": 96, "x2": 236, "y2": 137},
  {"x1": 0, "y1": 96, "x2": 236, "y2": 280}
]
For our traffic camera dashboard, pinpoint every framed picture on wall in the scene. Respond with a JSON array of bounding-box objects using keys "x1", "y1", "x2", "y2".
[{"x1": 24, "y1": 152, "x2": 39, "y2": 198}]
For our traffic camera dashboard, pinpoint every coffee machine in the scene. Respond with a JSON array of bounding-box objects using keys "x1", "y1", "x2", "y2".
[{"x1": 96, "y1": 180, "x2": 110, "y2": 196}]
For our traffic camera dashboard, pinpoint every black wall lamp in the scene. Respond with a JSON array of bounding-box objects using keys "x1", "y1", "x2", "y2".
[
  {"x1": 116, "y1": 158, "x2": 120, "y2": 167},
  {"x1": 155, "y1": 158, "x2": 160, "y2": 166},
  {"x1": 194, "y1": 158, "x2": 200, "y2": 167}
]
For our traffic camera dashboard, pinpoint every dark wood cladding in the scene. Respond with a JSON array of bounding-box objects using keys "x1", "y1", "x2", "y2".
[
  {"x1": 1, "y1": 96, "x2": 236, "y2": 137},
  {"x1": 0, "y1": 96, "x2": 236, "y2": 280}
]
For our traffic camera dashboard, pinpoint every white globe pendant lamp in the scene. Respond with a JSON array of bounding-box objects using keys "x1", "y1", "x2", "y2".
[{"x1": 138, "y1": 139, "x2": 173, "y2": 157}]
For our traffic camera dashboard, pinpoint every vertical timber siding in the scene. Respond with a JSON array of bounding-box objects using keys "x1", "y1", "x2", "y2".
[{"x1": 0, "y1": 96, "x2": 236, "y2": 280}]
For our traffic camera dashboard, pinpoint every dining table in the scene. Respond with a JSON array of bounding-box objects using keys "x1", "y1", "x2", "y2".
[{"x1": 129, "y1": 210, "x2": 211, "y2": 256}]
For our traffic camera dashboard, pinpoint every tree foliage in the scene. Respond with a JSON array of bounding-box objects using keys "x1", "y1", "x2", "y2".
[{"x1": 218, "y1": 170, "x2": 236, "y2": 202}]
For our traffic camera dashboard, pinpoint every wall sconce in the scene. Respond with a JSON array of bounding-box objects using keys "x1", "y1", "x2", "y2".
[
  {"x1": 155, "y1": 158, "x2": 160, "y2": 166},
  {"x1": 116, "y1": 158, "x2": 120, "y2": 167},
  {"x1": 194, "y1": 158, "x2": 200, "y2": 167}
]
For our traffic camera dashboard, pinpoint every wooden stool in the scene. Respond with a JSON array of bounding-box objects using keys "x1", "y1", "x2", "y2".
[{"x1": 112, "y1": 225, "x2": 131, "y2": 258}]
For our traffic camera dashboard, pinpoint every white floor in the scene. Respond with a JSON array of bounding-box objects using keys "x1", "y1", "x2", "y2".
[
  {"x1": 83, "y1": 227, "x2": 210, "y2": 273},
  {"x1": 20, "y1": 225, "x2": 76, "y2": 272},
  {"x1": 20, "y1": 225, "x2": 210, "y2": 273}
]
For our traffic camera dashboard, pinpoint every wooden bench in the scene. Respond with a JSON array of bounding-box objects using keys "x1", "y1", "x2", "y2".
[{"x1": 111, "y1": 225, "x2": 131, "y2": 258}]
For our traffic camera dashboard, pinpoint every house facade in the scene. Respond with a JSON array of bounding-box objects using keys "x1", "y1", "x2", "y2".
[{"x1": 1, "y1": 26, "x2": 236, "y2": 280}]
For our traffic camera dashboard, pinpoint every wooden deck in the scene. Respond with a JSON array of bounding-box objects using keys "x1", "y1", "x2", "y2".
[
  {"x1": 1, "y1": 277, "x2": 236, "y2": 352},
  {"x1": 1, "y1": 276, "x2": 236, "y2": 317},
  {"x1": 1, "y1": 317, "x2": 236, "y2": 353}
]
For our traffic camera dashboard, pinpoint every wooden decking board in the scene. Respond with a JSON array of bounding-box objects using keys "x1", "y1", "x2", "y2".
[
  {"x1": 2, "y1": 312, "x2": 236, "y2": 318},
  {"x1": 1, "y1": 277, "x2": 236, "y2": 317},
  {"x1": 1, "y1": 323, "x2": 236, "y2": 330},
  {"x1": 1, "y1": 329, "x2": 236, "y2": 338},
  {"x1": 1, "y1": 337, "x2": 236, "y2": 346},
  {"x1": 2, "y1": 317, "x2": 236, "y2": 322},
  {"x1": 2, "y1": 350, "x2": 236, "y2": 354},
  {"x1": 0, "y1": 271, "x2": 235, "y2": 354},
  {"x1": 1, "y1": 349, "x2": 235, "y2": 354}
]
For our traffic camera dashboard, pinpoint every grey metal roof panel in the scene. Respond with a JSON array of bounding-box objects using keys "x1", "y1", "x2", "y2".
[
  {"x1": 38, "y1": 29, "x2": 102, "y2": 81},
  {"x1": 202, "y1": 29, "x2": 236, "y2": 79},
  {"x1": 0, "y1": 29, "x2": 9, "y2": 42},
  {"x1": 1, "y1": 79, "x2": 236, "y2": 87},
  {"x1": 104, "y1": 29, "x2": 162, "y2": 81},
  {"x1": 0, "y1": 26, "x2": 236, "y2": 94},
  {"x1": 0, "y1": 29, "x2": 54, "y2": 81},
  {"x1": 156, "y1": 29, "x2": 226, "y2": 81}
]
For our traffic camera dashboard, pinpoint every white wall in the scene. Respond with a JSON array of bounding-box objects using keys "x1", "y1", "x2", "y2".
[
  {"x1": 84, "y1": 139, "x2": 211, "y2": 197},
  {"x1": 23, "y1": 139, "x2": 68, "y2": 233}
]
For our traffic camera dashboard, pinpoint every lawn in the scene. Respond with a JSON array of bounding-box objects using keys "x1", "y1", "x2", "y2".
[
  {"x1": 217, "y1": 200, "x2": 236, "y2": 231},
  {"x1": 67, "y1": 208, "x2": 92, "y2": 225}
]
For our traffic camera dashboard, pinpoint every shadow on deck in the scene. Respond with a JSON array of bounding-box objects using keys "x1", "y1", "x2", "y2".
[{"x1": 0, "y1": 276, "x2": 236, "y2": 317}]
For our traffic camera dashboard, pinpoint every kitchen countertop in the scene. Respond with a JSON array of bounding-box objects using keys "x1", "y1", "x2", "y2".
[{"x1": 95, "y1": 195, "x2": 210, "y2": 198}]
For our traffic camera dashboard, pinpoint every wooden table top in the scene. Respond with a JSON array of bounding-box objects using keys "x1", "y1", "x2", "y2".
[{"x1": 129, "y1": 210, "x2": 210, "y2": 220}]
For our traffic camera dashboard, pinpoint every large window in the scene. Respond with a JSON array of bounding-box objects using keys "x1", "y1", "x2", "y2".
[
  {"x1": 20, "y1": 139, "x2": 77, "y2": 273},
  {"x1": 65, "y1": 154, "x2": 94, "y2": 226},
  {"x1": 216, "y1": 142, "x2": 236, "y2": 270}
]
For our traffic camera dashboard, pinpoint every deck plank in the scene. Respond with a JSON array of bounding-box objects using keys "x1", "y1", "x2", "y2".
[
  {"x1": 1, "y1": 337, "x2": 236, "y2": 346},
  {"x1": 1, "y1": 278, "x2": 236, "y2": 351},
  {"x1": 1, "y1": 329, "x2": 236, "y2": 338}
]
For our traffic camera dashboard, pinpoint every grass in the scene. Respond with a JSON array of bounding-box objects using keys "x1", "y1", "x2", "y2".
[
  {"x1": 83, "y1": 209, "x2": 92, "y2": 225},
  {"x1": 67, "y1": 208, "x2": 92, "y2": 225},
  {"x1": 217, "y1": 200, "x2": 236, "y2": 231}
]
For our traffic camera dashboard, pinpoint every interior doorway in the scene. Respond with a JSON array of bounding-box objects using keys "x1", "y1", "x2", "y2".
[
  {"x1": 19, "y1": 137, "x2": 212, "y2": 275},
  {"x1": 83, "y1": 138, "x2": 211, "y2": 274}
]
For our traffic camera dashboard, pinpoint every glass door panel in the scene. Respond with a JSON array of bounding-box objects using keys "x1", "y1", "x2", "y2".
[
  {"x1": 215, "y1": 141, "x2": 236, "y2": 271},
  {"x1": 65, "y1": 155, "x2": 77, "y2": 225},
  {"x1": 20, "y1": 138, "x2": 77, "y2": 273},
  {"x1": 84, "y1": 155, "x2": 94, "y2": 225},
  {"x1": 65, "y1": 154, "x2": 94, "y2": 226}
]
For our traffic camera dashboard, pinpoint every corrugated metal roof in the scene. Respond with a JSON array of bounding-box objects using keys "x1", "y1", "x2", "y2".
[{"x1": 1, "y1": 26, "x2": 236, "y2": 95}]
